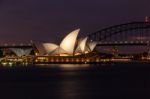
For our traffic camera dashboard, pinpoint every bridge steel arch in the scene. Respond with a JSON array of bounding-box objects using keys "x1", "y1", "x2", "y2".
[{"x1": 88, "y1": 22, "x2": 150, "y2": 42}]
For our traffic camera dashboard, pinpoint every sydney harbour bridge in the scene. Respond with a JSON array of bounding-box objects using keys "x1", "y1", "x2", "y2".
[
  {"x1": 87, "y1": 21, "x2": 150, "y2": 55},
  {"x1": 1, "y1": 21, "x2": 150, "y2": 55},
  {"x1": 88, "y1": 22, "x2": 150, "y2": 46}
]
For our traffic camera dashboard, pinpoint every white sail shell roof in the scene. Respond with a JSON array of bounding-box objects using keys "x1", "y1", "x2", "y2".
[
  {"x1": 42, "y1": 43, "x2": 58, "y2": 54},
  {"x1": 80, "y1": 37, "x2": 88, "y2": 52},
  {"x1": 49, "y1": 47, "x2": 68, "y2": 56},
  {"x1": 88, "y1": 41, "x2": 97, "y2": 51},
  {"x1": 75, "y1": 37, "x2": 88, "y2": 53},
  {"x1": 10, "y1": 48, "x2": 32, "y2": 57},
  {"x1": 60, "y1": 29, "x2": 80, "y2": 55},
  {"x1": 34, "y1": 42, "x2": 46, "y2": 55}
]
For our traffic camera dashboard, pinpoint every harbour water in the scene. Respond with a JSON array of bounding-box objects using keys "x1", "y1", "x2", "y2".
[{"x1": 0, "y1": 62, "x2": 149, "y2": 99}]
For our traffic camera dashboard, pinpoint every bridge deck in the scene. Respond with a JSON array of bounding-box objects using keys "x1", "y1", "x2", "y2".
[{"x1": 0, "y1": 45, "x2": 32, "y2": 48}]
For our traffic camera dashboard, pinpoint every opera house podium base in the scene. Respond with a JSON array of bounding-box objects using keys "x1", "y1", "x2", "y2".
[{"x1": 34, "y1": 56, "x2": 101, "y2": 64}]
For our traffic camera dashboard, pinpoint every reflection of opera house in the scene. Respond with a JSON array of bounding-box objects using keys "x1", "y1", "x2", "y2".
[{"x1": 35, "y1": 29, "x2": 97, "y2": 56}]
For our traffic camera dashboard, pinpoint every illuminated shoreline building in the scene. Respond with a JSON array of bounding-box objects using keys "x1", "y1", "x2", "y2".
[
  {"x1": 1, "y1": 29, "x2": 98, "y2": 64},
  {"x1": 34, "y1": 29, "x2": 97, "y2": 57}
]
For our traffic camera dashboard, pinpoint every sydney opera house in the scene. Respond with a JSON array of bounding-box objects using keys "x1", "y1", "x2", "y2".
[
  {"x1": 34, "y1": 29, "x2": 97, "y2": 57},
  {"x1": 0, "y1": 29, "x2": 98, "y2": 64}
]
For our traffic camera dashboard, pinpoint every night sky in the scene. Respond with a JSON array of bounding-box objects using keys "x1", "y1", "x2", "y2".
[{"x1": 0, "y1": 0, "x2": 149, "y2": 44}]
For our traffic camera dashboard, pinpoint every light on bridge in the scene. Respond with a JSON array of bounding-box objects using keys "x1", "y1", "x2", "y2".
[
  {"x1": 130, "y1": 41, "x2": 133, "y2": 43},
  {"x1": 12, "y1": 44, "x2": 16, "y2": 46},
  {"x1": 125, "y1": 41, "x2": 128, "y2": 43},
  {"x1": 140, "y1": 41, "x2": 143, "y2": 43},
  {"x1": 115, "y1": 41, "x2": 118, "y2": 43},
  {"x1": 120, "y1": 41, "x2": 123, "y2": 44},
  {"x1": 145, "y1": 16, "x2": 149, "y2": 22},
  {"x1": 4, "y1": 43, "x2": 8, "y2": 46}
]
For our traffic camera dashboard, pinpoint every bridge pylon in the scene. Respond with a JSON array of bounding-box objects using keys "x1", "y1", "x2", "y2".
[
  {"x1": 112, "y1": 46, "x2": 118, "y2": 58},
  {"x1": 147, "y1": 48, "x2": 150, "y2": 56},
  {"x1": 146, "y1": 41, "x2": 150, "y2": 58}
]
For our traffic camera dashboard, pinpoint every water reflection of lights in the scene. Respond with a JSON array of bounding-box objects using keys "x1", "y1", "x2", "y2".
[
  {"x1": 35, "y1": 64, "x2": 90, "y2": 71},
  {"x1": 1, "y1": 62, "x2": 7, "y2": 66},
  {"x1": 59, "y1": 64, "x2": 90, "y2": 68},
  {"x1": 1, "y1": 62, "x2": 13, "y2": 67},
  {"x1": 8, "y1": 62, "x2": 13, "y2": 66},
  {"x1": 59, "y1": 81, "x2": 83, "y2": 98}
]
